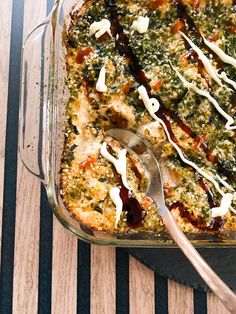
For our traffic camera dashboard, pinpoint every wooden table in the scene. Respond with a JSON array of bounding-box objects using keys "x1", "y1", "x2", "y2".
[{"x1": 0, "y1": 0, "x2": 230, "y2": 313}]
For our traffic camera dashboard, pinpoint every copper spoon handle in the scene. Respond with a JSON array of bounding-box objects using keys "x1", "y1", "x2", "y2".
[{"x1": 161, "y1": 206, "x2": 236, "y2": 314}]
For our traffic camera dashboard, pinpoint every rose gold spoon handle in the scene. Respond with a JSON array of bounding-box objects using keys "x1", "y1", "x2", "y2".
[
  {"x1": 161, "y1": 207, "x2": 236, "y2": 314},
  {"x1": 107, "y1": 128, "x2": 236, "y2": 314}
]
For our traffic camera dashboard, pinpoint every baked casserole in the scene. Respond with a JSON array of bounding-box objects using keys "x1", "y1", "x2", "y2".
[{"x1": 60, "y1": 0, "x2": 236, "y2": 234}]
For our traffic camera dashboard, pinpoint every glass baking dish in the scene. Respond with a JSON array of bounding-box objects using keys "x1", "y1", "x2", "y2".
[{"x1": 19, "y1": 0, "x2": 236, "y2": 247}]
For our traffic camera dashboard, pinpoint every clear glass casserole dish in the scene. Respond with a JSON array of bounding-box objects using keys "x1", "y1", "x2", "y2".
[{"x1": 19, "y1": 0, "x2": 236, "y2": 247}]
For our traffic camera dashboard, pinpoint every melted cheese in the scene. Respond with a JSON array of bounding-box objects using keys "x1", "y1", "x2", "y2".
[
  {"x1": 100, "y1": 142, "x2": 131, "y2": 190},
  {"x1": 90, "y1": 19, "x2": 111, "y2": 39},
  {"x1": 218, "y1": 71, "x2": 236, "y2": 91},
  {"x1": 131, "y1": 16, "x2": 150, "y2": 34},
  {"x1": 203, "y1": 37, "x2": 236, "y2": 69},
  {"x1": 138, "y1": 85, "x2": 224, "y2": 196},
  {"x1": 211, "y1": 193, "x2": 233, "y2": 217},
  {"x1": 172, "y1": 66, "x2": 236, "y2": 130},
  {"x1": 110, "y1": 187, "x2": 123, "y2": 226},
  {"x1": 96, "y1": 66, "x2": 107, "y2": 93},
  {"x1": 180, "y1": 32, "x2": 222, "y2": 86}
]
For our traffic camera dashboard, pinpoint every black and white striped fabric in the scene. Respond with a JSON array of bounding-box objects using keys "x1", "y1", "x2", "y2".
[{"x1": 0, "y1": 0, "x2": 224, "y2": 313}]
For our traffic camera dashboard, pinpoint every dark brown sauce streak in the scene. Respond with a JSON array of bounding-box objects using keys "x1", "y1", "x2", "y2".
[
  {"x1": 105, "y1": 1, "x2": 216, "y2": 162},
  {"x1": 170, "y1": 202, "x2": 224, "y2": 231},
  {"x1": 198, "y1": 176, "x2": 224, "y2": 233},
  {"x1": 108, "y1": 147, "x2": 147, "y2": 228},
  {"x1": 104, "y1": 0, "x2": 226, "y2": 225},
  {"x1": 176, "y1": 0, "x2": 202, "y2": 39},
  {"x1": 198, "y1": 176, "x2": 217, "y2": 208},
  {"x1": 119, "y1": 183, "x2": 147, "y2": 228},
  {"x1": 105, "y1": 0, "x2": 201, "y2": 145},
  {"x1": 176, "y1": 0, "x2": 236, "y2": 173},
  {"x1": 176, "y1": 0, "x2": 224, "y2": 70},
  {"x1": 105, "y1": 0, "x2": 218, "y2": 162}
]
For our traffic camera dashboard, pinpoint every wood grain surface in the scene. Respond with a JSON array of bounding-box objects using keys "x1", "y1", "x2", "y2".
[
  {"x1": 52, "y1": 219, "x2": 77, "y2": 314},
  {"x1": 129, "y1": 256, "x2": 155, "y2": 314},
  {"x1": 207, "y1": 293, "x2": 230, "y2": 314},
  {"x1": 0, "y1": 1, "x2": 233, "y2": 313},
  {"x1": 91, "y1": 246, "x2": 116, "y2": 314},
  {"x1": 0, "y1": 0, "x2": 13, "y2": 269},
  {"x1": 168, "y1": 281, "x2": 194, "y2": 314},
  {"x1": 12, "y1": 0, "x2": 46, "y2": 312}
]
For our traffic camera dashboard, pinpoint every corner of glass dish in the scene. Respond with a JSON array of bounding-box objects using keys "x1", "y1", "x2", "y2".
[{"x1": 19, "y1": 0, "x2": 236, "y2": 247}]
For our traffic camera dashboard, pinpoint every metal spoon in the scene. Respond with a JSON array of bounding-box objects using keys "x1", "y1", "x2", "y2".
[{"x1": 107, "y1": 128, "x2": 236, "y2": 313}]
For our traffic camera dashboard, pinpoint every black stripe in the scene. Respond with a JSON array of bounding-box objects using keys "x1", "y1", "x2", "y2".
[
  {"x1": 116, "y1": 249, "x2": 129, "y2": 314},
  {"x1": 38, "y1": 186, "x2": 53, "y2": 314},
  {"x1": 77, "y1": 241, "x2": 91, "y2": 314},
  {"x1": 0, "y1": 0, "x2": 24, "y2": 312},
  {"x1": 194, "y1": 290, "x2": 207, "y2": 314},
  {"x1": 37, "y1": 1, "x2": 54, "y2": 314},
  {"x1": 155, "y1": 274, "x2": 168, "y2": 314}
]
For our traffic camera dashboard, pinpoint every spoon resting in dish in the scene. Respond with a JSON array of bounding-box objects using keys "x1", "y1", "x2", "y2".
[{"x1": 107, "y1": 128, "x2": 236, "y2": 314}]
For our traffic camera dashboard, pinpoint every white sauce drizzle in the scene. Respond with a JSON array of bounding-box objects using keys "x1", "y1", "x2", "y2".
[
  {"x1": 110, "y1": 187, "x2": 123, "y2": 226},
  {"x1": 216, "y1": 174, "x2": 234, "y2": 192},
  {"x1": 138, "y1": 86, "x2": 160, "y2": 119},
  {"x1": 90, "y1": 19, "x2": 112, "y2": 39},
  {"x1": 100, "y1": 142, "x2": 131, "y2": 190},
  {"x1": 180, "y1": 33, "x2": 236, "y2": 91},
  {"x1": 231, "y1": 207, "x2": 236, "y2": 215},
  {"x1": 131, "y1": 16, "x2": 150, "y2": 34},
  {"x1": 137, "y1": 85, "x2": 224, "y2": 196},
  {"x1": 218, "y1": 71, "x2": 236, "y2": 91},
  {"x1": 138, "y1": 85, "x2": 236, "y2": 217},
  {"x1": 96, "y1": 66, "x2": 107, "y2": 93},
  {"x1": 172, "y1": 66, "x2": 236, "y2": 130},
  {"x1": 180, "y1": 32, "x2": 222, "y2": 86},
  {"x1": 203, "y1": 37, "x2": 236, "y2": 69},
  {"x1": 211, "y1": 193, "x2": 233, "y2": 217}
]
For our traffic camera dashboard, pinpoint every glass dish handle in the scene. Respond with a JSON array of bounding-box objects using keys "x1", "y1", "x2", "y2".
[{"x1": 19, "y1": 20, "x2": 51, "y2": 185}]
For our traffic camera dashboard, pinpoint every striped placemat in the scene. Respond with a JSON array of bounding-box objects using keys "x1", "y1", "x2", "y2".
[{"x1": 0, "y1": 0, "x2": 230, "y2": 313}]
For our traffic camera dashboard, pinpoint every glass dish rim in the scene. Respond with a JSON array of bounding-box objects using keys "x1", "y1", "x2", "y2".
[{"x1": 20, "y1": 0, "x2": 236, "y2": 248}]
